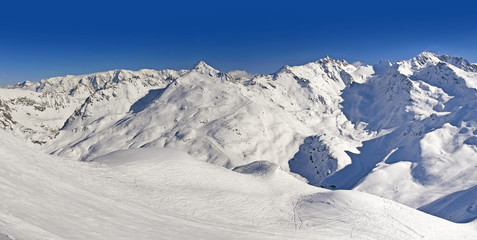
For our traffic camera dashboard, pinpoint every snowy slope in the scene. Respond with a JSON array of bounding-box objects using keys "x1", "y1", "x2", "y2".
[
  {"x1": 1, "y1": 129, "x2": 475, "y2": 240},
  {"x1": 339, "y1": 53, "x2": 477, "y2": 222}
]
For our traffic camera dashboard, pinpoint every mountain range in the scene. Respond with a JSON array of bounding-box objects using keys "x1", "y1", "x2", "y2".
[{"x1": 1, "y1": 52, "x2": 477, "y2": 239}]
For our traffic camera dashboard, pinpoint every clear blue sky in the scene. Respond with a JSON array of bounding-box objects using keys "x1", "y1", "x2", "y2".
[{"x1": 1, "y1": 0, "x2": 477, "y2": 85}]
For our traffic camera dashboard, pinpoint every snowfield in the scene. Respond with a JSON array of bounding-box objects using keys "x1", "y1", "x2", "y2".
[
  {"x1": 1, "y1": 129, "x2": 476, "y2": 239},
  {"x1": 1, "y1": 52, "x2": 477, "y2": 238}
]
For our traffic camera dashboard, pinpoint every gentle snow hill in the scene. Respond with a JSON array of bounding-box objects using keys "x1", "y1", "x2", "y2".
[
  {"x1": 2, "y1": 52, "x2": 477, "y2": 224},
  {"x1": 1, "y1": 129, "x2": 476, "y2": 240}
]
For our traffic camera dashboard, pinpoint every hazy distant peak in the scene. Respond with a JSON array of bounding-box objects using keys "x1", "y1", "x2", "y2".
[
  {"x1": 377, "y1": 59, "x2": 392, "y2": 66},
  {"x1": 412, "y1": 51, "x2": 471, "y2": 68},
  {"x1": 227, "y1": 70, "x2": 253, "y2": 80},
  {"x1": 396, "y1": 51, "x2": 477, "y2": 75},
  {"x1": 7, "y1": 80, "x2": 35, "y2": 89},
  {"x1": 371, "y1": 60, "x2": 393, "y2": 75}
]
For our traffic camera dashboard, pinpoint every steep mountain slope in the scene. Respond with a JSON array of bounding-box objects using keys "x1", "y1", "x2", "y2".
[
  {"x1": 44, "y1": 59, "x2": 373, "y2": 175},
  {"x1": 2, "y1": 52, "x2": 477, "y2": 225},
  {"x1": 0, "y1": 68, "x2": 186, "y2": 143},
  {"x1": 1, "y1": 129, "x2": 476, "y2": 240},
  {"x1": 330, "y1": 52, "x2": 477, "y2": 222}
]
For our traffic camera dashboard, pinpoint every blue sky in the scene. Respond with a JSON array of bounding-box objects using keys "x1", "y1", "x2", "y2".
[{"x1": 1, "y1": 0, "x2": 477, "y2": 85}]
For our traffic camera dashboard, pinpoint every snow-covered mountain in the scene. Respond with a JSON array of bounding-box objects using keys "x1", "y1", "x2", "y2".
[{"x1": 2, "y1": 52, "x2": 477, "y2": 238}]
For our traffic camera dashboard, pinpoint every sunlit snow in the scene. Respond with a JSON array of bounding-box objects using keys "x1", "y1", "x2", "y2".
[{"x1": 1, "y1": 52, "x2": 477, "y2": 239}]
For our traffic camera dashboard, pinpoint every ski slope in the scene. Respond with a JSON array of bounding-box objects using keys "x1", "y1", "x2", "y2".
[{"x1": 1, "y1": 129, "x2": 476, "y2": 239}]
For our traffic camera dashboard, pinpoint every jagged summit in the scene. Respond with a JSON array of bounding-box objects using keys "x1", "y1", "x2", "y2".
[
  {"x1": 274, "y1": 56, "x2": 352, "y2": 77},
  {"x1": 387, "y1": 51, "x2": 473, "y2": 73},
  {"x1": 193, "y1": 60, "x2": 212, "y2": 69},
  {"x1": 397, "y1": 51, "x2": 477, "y2": 74},
  {"x1": 191, "y1": 61, "x2": 220, "y2": 75},
  {"x1": 413, "y1": 51, "x2": 441, "y2": 66},
  {"x1": 417, "y1": 51, "x2": 439, "y2": 58},
  {"x1": 316, "y1": 55, "x2": 348, "y2": 65},
  {"x1": 418, "y1": 51, "x2": 470, "y2": 66}
]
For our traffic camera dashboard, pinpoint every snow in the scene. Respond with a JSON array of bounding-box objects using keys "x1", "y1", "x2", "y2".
[
  {"x1": 227, "y1": 70, "x2": 253, "y2": 80},
  {"x1": 42, "y1": 57, "x2": 367, "y2": 176},
  {"x1": 1, "y1": 52, "x2": 477, "y2": 238},
  {"x1": 420, "y1": 185, "x2": 477, "y2": 223},
  {"x1": 1, "y1": 129, "x2": 476, "y2": 239},
  {"x1": 339, "y1": 54, "x2": 477, "y2": 223}
]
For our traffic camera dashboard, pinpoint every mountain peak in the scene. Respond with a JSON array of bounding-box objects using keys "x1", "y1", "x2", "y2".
[
  {"x1": 192, "y1": 61, "x2": 218, "y2": 72},
  {"x1": 317, "y1": 55, "x2": 334, "y2": 64},
  {"x1": 273, "y1": 65, "x2": 293, "y2": 78},
  {"x1": 400, "y1": 52, "x2": 477, "y2": 73},
  {"x1": 414, "y1": 51, "x2": 441, "y2": 65},
  {"x1": 396, "y1": 52, "x2": 441, "y2": 72},
  {"x1": 373, "y1": 60, "x2": 393, "y2": 75},
  {"x1": 417, "y1": 51, "x2": 438, "y2": 59}
]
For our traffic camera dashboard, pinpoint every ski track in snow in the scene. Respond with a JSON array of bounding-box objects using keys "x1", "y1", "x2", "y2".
[{"x1": 1, "y1": 129, "x2": 476, "y2": 239}]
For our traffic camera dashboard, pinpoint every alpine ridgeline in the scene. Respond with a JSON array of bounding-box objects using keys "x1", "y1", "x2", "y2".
[{"x1": 2, "y1": 52, "x2": 477, "y2": 223}]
